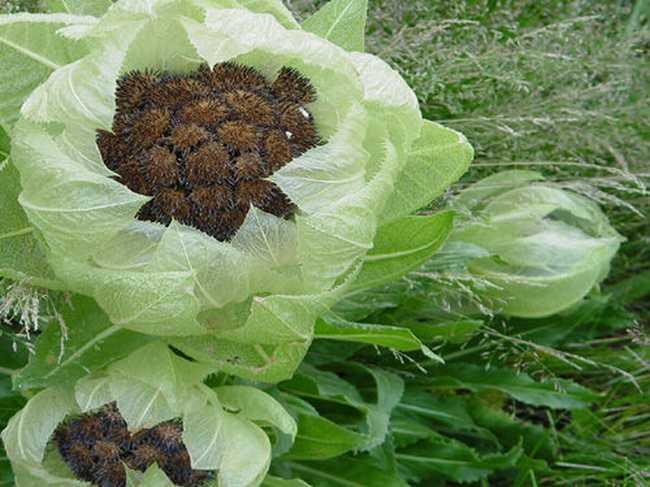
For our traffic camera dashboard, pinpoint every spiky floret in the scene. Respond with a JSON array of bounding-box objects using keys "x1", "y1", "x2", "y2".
[
  {"x1": 96, "y1": 62, "x2": 320, "y2": 241},
  {"x1": 53, "y1": 403, "x2": 212, "y2": 487}
]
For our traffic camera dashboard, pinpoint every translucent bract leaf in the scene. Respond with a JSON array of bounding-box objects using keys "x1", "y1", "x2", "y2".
[
  {"x1": 45, "y1": 0, "x2": 112, "y2": 16},
  {"x1": 237, "y1": 0, "x2": 300, "y2": 29},
  {"x1": 1, "y1": 388, "x2": 75, "y2": 465},
  {"x1": 214, "y1": 385, "x2": 297, "y2": 440},
  {"x1": 0, "y1": 13, "x2": 94, "y2": 129},
  {"x1": 218, "y1": 414, "x2": 271, "y2": 487},
  {"x1": 183, "y1": 398, "x2": 225, "y2": 470},
  {"x1": 302, "y1": 0, "x2": 368, "y2": 52}
]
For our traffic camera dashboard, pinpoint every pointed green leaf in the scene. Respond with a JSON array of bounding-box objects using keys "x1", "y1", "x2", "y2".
[
  {"x1": 284, "y1": 414, "x2": 366, "y2": 460},
  {"x1": 428, "y1": 364, "x2": 598, "y2": 409},
  {"x1": 262, "y1": 476, "x2": 311, "y2": 487},
  {"x1": 0, "y1": 159, "x2": 62, "y2": 288},
  {"x1": 302, "y1": 0, "x2": 368, "y2": 52},
  {"x1": 14, "y1": 295, "x2": 152, "y2": 391},
  {"x1": 382, "y1": 120, "x2": 474, "y2": 222},
  {"x1": 350, "y1": 211, "x2": 454, "y2": 292},
  {"x1": 398, "y1": 440, "x2": 522, "y2": 484}
]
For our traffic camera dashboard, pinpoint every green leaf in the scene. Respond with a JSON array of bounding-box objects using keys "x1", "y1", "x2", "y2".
[
  {"x1": 0, "y1": 376, "x2": 26, "y2": 425},
  {"x1": 314, "y1": 314, "x2": 442, "y2": 362},
  {"x1": 397, "y1": 440, "x2": 522, "y2": 484},
  {"x1": 284, "y1": 414, "x2": 367, "y2": 460},
  {"x1": 0, "y1": 13, "x2": 93, "y2": 129},
  {"x1": 44, "y1": 0, "x2": 112, "y2": 16},
  {"x1": 450, "y1": 177, "x2": 623, "y2": 317},
  {"x1": 14, "y1": 295, "x2": 152, "y2": 391},
  {"x1": 126, "y1": 464, "x2": 175, "y2": 487},
  {"x1": 302, "y1": 0, "x2": 368, "y2": 52},
  {"x1": 382, "y1": 120, "x2": 474, "y2": 222},
  {"x1": 0, "y1": 125, "x2": 9, "y2": 158},
  {"x1": 0, "y1": 160, "x2": 62, "y2": 288},
  {"x1": 283, "y1": 364, "x2": 405, "y2": 452},
  {"x1": 101, "y1": 342, "x2": 213, "y2": 428},
  {"x1": 351, "y1": 211, "x2": 454, "y2": 292},
  {"x1": 468, "y1": 399, "x2": 556, "y2": 461},
  {"x1": 262, "y1": 476, "x2": 311, "y2": 487},
  {"x1": 427, "y1": 364, "x2": 598, "y2": 409},
  {"x1": 453, "y1": 170, "x2": 544, "y2": 211},
  {"x1": 285, "y1": 455, "x2": 409, "y2": 487}
]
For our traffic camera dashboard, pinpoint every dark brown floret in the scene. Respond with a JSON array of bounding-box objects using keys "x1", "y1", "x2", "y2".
[
  {"x1": 233, "y1": 151, "x2": 267, "y2": 179},
  {"x1": 118, "y1": 159, "x2": 150, "y2": 194},
  {"x1": 191, "y1": 186, "x2": 233, "y2": 212},
  {"x1": 264, "y1": 129, "x2": 293, "y2": 171},
  {"x1": 97, "y1": 62, "x2": 320, "y2": 241},
  {"x1": 53, "y1": 403, "x2": 213, "y2": 487},
  {"x1": 177, "y1": 98, "x2": 229, "y2": 126},
  {"x1": 96, "y1": 130, "x2": 126, "y2": 171},
  {"x1": 131, "y1": 108, "x2": 171, "y2": 148},
  {"x1": 170, "y1": 124, "x2": 210, "y2": 150},
  {"x1": 200, "y1": 62, "x2": 269, "y2": 92},
  {"x1": 147, "y1": 146, "x2": 179, "y2": 187},
  {"x1": 218, "y1": 121, "x2": 259, "y2": 151},
  {"x1": 225, "y1": 90, "x2": 276, "y2": 126},
  {"x1": 272, "y1": 67, "x2": 317, "y2": 104},
  {"x1": 155, "y1": 189, "x2": 192, "y2": 223},
  {"x1": 186, "y1": 142, "x2": 230, "y2": 186},
  {"x1": 115, "y1": 71, "x2": 159, "y2": 112}
]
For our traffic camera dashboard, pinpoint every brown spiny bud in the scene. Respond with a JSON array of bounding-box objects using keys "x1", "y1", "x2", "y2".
[
  {"x1": 225, "y1": 90, "x2": 275, "y2": 126},
  {"x1": 155, "y1": 189, "x2": 192, "y2": 222},
  {"x1": 201, "y1": 62, "x2": 269, "y2": 92},
  {"x1": 191, "y1": 186, "x2": 233, "y2": 212},
  {"x1": 279, "y1": 102, "x2": 320, "y2": 152},
  {"x1": 146, "y1": 146, "x2": 179, "y2": 187},
  {"x1": 218, "y1": 121, "x2": 259, "y2": 151},
  {"x1": 115, "y1": 71, "x2": 159, "y2": 112},
  {"x1": 131, "y1": 108, "x2": 171, "y2": 148},
  {"x1": 177, "y1": 98, "x2": 229, "y2": 126},
  {"x1": 264, "y1": 129, "x2": 293, "y2": 171},
  {"x1": 54, "y1": 404, "x2": 213, "y2": 487},
  {"x1": 186, "y1": 142, "x2": 230, "y2": 186},
  {"x1": 233, "y1": 151, "x2": 267, "y2": 179},
  {"x1": 171, "y1": 124, "x2": 210, "y2": 150},
  {"x1": 272, "y1": 67, "x2": 317, "y2": 104}
]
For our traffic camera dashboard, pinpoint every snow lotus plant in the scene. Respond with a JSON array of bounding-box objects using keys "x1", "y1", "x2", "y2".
[
  {"x1": 1, "y1": 342, "x2": 297, "y2": 487},
  {"x1": 442, "y1": 170, "x2": 623, "y2": 317},
  {"x1": 0, "y1": 0, "x2": 473, "y2": 381}
]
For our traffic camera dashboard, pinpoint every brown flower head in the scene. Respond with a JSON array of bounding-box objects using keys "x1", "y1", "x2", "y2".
[{"x1": 97, "y1": 63, "x2": 320, "y2": 242}]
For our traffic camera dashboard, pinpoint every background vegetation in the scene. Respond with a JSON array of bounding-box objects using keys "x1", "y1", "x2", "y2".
[{"x1": 1, "y1": 0, "x2": 649, "y2": 485}]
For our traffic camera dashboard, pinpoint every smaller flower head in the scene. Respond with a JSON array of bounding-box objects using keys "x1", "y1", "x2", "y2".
[
  {"x1": 1, "y1": 342, "x2": 296, "y2": 487},
  {"x1": 54, "y1": 403, "x2": 213, "y2": 486}
]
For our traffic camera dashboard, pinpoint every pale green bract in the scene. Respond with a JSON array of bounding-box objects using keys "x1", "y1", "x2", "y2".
[
  {"x1": 1, "y1": 342, "x2": 296, "y2": 487},
  {"x1": 442, "y1": 170, "x2": 623, "y2": 317},
  {"x1": 3, "y1": 0, "x2": 473, "y2": 382}
]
